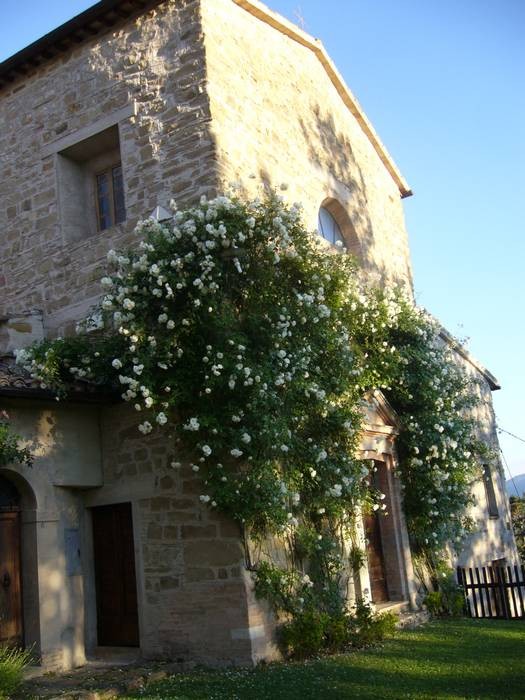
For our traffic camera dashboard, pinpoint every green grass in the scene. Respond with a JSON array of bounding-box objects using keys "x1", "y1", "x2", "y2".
[
  {"x1": 0, "y1": 645, "x2": 33, "y2": 699},
  {"x1": 128, "y1": 620, "x2": 525, "y2": 700}
]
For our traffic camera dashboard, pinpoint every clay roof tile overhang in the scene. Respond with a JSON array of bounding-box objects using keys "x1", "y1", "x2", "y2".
[
  {"x1": 0, "y1": 0, "x2": 164, "y2": 91},
  {"x1": 0, "y1": 357, "x2": 117, "y2": 403},
  {"x1": 0, "y1": 0, "x2": 413, "y2": 200}
]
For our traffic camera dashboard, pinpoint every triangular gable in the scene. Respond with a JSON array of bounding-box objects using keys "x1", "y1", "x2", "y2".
[{"x1": 359, "y1": 390, "x2": 399, "y2": 458}]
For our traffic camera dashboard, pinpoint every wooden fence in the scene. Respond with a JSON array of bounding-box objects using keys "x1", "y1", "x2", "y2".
[{"x1": 457, "y1": 565, "x2": 525, "y2": 619}]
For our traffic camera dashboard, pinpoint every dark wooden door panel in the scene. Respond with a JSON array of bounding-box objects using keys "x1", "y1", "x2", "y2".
[
  {"x1": 92, "y1": 503, "x2": 139, "y2": 647},
  {"x1": 364, "y1": 511, "x2": 389, "y2": 603},
  {"x1": 0, "y1": 510, "x2": 23, "y2": 645}
]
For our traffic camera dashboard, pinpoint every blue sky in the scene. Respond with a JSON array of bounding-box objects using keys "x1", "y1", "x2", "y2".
[{"x1": 1, "y1": 1, "x2": 524, "y2": 477}]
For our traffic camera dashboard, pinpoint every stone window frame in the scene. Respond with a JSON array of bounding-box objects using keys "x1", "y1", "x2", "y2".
[
  {"x1": 42, "y1": 103, "x2": 136, "y2": 244},
  {"x1": 318, "y1": 197, "x2": 362, "y2": 260},
  {"x1": 318, "y1": 205, "x2": 346, "y2": 247}
]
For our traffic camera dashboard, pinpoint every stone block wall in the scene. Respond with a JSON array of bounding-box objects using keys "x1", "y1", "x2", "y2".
[
  {"x1": 202, "y1": 0, "x2": 414, "y2": 288},
  {"x1": 2, "y1": 397, "x2": 265, "y2": 668},
  {"x1": 1, "y1": 0, "x2": 417, "y2": 335},
  {"x1": 88, "y1": 403, "x2": 258, "y2": 664},
  {"x1": 0, "y1": 311, "x2": 44, "y2": 355},
  {"x1": 0, "y1": 0, "x2": 218, "y2": 337},
  {"x1": 449, "y1": 352, "x2": 518, "y2": 567},
  {"x1": 0, "y1": 0, "x2": 421, "y2": 667}
]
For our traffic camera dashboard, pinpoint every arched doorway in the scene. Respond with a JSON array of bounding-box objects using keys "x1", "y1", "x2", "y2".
[
  {"x1": 0, "y1": 474, "x2": 23, "y2": 645},
  {"x1": 357, "y1": 392, "x2": 418, "y2": 609},
  {"x1": 363, "y1": 461, "x2": 390, "y2": 603}
]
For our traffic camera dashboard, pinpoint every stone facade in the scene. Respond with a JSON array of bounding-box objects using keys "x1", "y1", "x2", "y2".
[
  {"x1": 0, "y1": 0, "x2": 217, "y2": 337},
  {"x1": 203, "y1": 0, "x2": 413, "y2": 286},
  {"x1": 0, "y1": 0, "x2": 518, "y2": 671},
  {"x1": 0, "y1": 0, "x2": 413, "y2": 341},
  {"x1": 94, "y1": 403, "x2": 255, "y2": 664},
  {"x1": 446, "y1": 343, "x2": 517, "y2": 569}
]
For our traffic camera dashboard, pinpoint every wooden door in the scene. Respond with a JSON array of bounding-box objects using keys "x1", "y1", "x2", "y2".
[
  {"x1": 364, "y1": 511, "x2": 389, "y2": 603},
  {"x1": 0, "y1": 510, "x2": 23, "y2": 645},
  {"x1": 92, "y1": 503, "x2": 139, "y2": 647}
]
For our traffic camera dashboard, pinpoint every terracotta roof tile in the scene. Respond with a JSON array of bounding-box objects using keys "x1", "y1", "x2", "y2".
[
  {"x1": 0, "y1": 355, "x2": 117, "y2": 402},
  {"x1": 0, "y1": 356, "x2": 40, "y2": 392}
]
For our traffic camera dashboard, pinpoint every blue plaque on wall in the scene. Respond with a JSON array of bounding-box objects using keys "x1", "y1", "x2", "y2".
[{"x1": 65, "y1": 528, "x2": 82, "y2": 576}]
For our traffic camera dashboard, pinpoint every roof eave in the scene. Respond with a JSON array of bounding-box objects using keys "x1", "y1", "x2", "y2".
[
  {"x1": 0, "y1": 0, "x2": 163, "y2": 91},
  {"x1": 0, "y1": 385, "x2": 120, "y2": 404}
]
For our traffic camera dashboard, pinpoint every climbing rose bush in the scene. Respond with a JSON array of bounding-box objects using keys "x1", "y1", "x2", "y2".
[
  {"x1": 0, "y1": 411, "x2": 32, "y2": 467},
  {"x1": 17, "y1": 192, "x2": 488, "y2": 616}
]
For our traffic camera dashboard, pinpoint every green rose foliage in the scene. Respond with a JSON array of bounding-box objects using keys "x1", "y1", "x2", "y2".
[
  {"x1": 355, "y1": 299, "x2": 487, "y2": 551},
  {"x1": 18, "y1": 191, "x2": 485, "y2": 577},
  {"x1": 0, "y1": 411, "x2": 32, "y2": 467},
  {"x1": 0, "y1": 644, "x2": 33, "y2": 699},
  {"x1": 277, "y1": 598, "x2": 398, "y2": 658}
]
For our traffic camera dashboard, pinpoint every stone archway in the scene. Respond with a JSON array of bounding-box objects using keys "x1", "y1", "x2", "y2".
[
  {"x1": 356, "y1": 391, "x2": 418, "y2": 609},
  {"x1": 0, "y1": 470, "x2": 40, "y2": 652},
  {"x1": 363, "y1": 463, "x2": 391, "y2": 603}
]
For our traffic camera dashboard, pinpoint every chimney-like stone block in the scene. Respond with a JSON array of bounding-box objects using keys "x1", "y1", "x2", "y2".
[{"x1": 0, "y1": 310, "x2": 44, "y2": 355}]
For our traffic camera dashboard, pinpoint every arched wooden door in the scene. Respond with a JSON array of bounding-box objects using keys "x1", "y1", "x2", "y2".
[
  {"x1": 364, "y1": 461, "x2": 389, "y2": 603},
  {"x1": 0, "y1": 476, "x2": 23, "y2": 645},
  {"x1": 363, "y1": 509, "x2": 389, "y2": 603}
]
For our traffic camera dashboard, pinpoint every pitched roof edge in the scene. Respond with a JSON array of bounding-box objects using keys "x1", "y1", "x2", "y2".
[
  {"x1": 439, "y1": 328, "x2": 501, "y2": 391},
  {"x1": 232, "y1": 0, "x2": 413, "y2": 199}
]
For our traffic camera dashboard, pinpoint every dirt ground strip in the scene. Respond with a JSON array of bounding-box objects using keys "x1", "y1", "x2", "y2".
[{"x1": 20, "y1": 659, "x2": 195, "y2": 699}]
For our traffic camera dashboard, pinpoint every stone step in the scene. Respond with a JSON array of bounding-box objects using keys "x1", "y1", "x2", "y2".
[
  {"x1": 396, "y1": 608, "x2": 430, "y2": 629},
  {"x1": 373, "y1": 600, "x2": 430, "y2": 629},
  {"x1": 374, "y1": 600, "x2": 411, "y2": 615},
  {"x1": 87, "y1": 647, "x2": 141, "y2": 666}
]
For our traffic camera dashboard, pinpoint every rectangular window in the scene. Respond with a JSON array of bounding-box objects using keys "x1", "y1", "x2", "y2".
[
  {"x1": 112, "y1": 165, "x2": 126, "y2": 224},
  {"x1": 483, "y1": 464, "x2": 499, "y2": 518},
  {"x1": 96, "y1": 164, "x2": 126, "y2": 231}
]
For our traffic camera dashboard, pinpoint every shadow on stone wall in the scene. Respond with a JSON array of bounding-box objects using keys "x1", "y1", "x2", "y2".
[
  {"x1": 298, "y1": 104, "x2": 384, "y2": 282},
  {"x1": 231, "y1": 101, "x2": 394, "y2": 285}
]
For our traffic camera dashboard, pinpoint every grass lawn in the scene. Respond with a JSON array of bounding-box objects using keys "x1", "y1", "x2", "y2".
[{"x1": 127, "y1": 619, "x2": 525, "y2": 700}]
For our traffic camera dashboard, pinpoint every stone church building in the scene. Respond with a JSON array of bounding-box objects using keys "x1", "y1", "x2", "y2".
[{"x1": 0, "y1": 0, "x2": 518, "y2": 670}]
